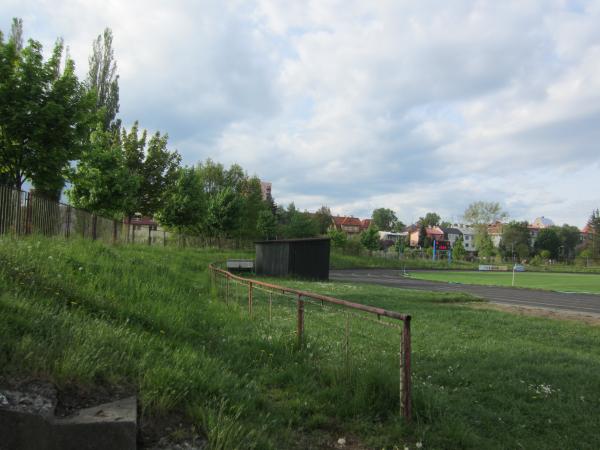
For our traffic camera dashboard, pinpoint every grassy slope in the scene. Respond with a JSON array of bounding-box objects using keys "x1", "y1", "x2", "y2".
[
  {"x1": 1, "y1": 237, "x2": 599, "y2": 449},
  {"x1": 409, "y1": 271, "x2": 600, "y2": 294}
]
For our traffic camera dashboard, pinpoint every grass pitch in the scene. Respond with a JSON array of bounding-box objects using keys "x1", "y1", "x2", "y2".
[{"x1": 409, "y1": 270, "x2": 600, "y2": 294}]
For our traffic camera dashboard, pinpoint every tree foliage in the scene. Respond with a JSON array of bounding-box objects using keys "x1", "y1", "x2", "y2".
[
  {"x1": 499, "y1": 221, "x2": 530, "y2": 258},
  {"x1": 314, "y1": 206, "x2": 333, "y2": 234},
  {"x1": 420, "y1": 212, "x2": 441, "y2": 227},
  {"x1": 87, "y1": 28, "x2": 119, "y2": 131},
  {"x1": 372, "y1": 208, "x2": 398, "y2": 231},
  {"x1": 534, "y1": 228, "x2": 561, "y2": 259},
  {"x1": 360, "y1": 226, "x2": 380, "y2": 254},
  {"x1": 463, "y1": 201, "x2": 507, "y2": 225},
  {"x1": 67, "y1": 126, "x2": 137, "y2": 218},
  {"x1": 155, "y1": 167, "x2": 204, "y2": 232},
  {"x1": 0, "y1": 19, "x2": 91, "y2": 196},
  {"x1": 452, "y1": 237, "x2": 466, "y2": 260}
]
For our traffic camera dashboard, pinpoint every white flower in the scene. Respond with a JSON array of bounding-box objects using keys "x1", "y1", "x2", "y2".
[
  {"x1": 337, "y1": 437, "x2": 346, "y2": 446},
  {"x1": 416, "y1": 442, "x2": 423, "y2": 449},
  {"x1": 78, "y1": 267, "x2": 83, "y2": 271}
]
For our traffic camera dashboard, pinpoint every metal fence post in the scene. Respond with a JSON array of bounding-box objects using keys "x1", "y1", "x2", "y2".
[
  {"x1": 148, "y1": 226, "x2": 152, "y2": 245},
  {"x1": 226, "y1": 274, "x2": 230, "y2": 305},
  {"x1": 248, "y1": 281, "x2": 253, "y2": 317},
  {"x1": 400, "y1": 316, "x2": 412, "y2": 421},
  {"x1": 163, "y1": 231, "x2": 166, "y2": 247},
  {"x1": 297, "y1": 294, "x2": 304, "y2": 347}
]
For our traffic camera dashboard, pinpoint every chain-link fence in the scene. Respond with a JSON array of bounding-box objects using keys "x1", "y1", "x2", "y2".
[
  {"x1": 209, "y1": 263, "x2": 412, "y2": 420},
  {"x1": 0, "y1": 184, "x2": 250, "y2": 249}
]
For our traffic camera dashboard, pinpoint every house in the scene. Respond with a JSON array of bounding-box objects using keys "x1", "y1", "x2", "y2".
[
  {"x1": 407, "y1": 225, "x2": 445, "y2": 247},
  {"x1": 260, "y1": 181, "x2": 272, "y2": 200},
  {"x1": 454, "y1": 224, "x2": 478, "y2": 252},
  {"x1": 441, "y1": 227, "x2": 463, "y2": 247},
  {"x1": 360, "y1": 219, "x2": 373, "y2": 231},
  {"x1": 331, "y1": 216, "x2": 363, "y2": 235},
  {"x1": 487, "y1": 221, "x2": 504, "y2": 247},
  {"x1": 378, "y1": 231, "x2": 407, "y2": 242}
]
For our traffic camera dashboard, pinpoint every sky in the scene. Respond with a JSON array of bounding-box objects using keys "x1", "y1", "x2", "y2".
[{"x1": 2, "y1": 0, "x2": 600, "y2": 228}]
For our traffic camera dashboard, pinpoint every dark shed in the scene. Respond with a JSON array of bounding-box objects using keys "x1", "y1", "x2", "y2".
[{"x1": 255, "y1": 237, "x2": 330, "y2": 280}]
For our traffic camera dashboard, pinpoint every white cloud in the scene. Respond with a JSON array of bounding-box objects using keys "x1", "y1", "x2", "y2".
[{"x1": 1, "y1": 0, "x2": 599, "y2": 227}]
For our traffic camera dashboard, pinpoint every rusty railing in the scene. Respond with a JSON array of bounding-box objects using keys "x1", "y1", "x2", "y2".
[{"x1": 209, "y1": 263, "x2": 412, "y2": 421}]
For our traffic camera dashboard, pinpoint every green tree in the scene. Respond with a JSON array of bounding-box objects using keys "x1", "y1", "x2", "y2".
[
  {"x1": 138, "y1": 131, "x2": 181, "y2": 216},
  {"x1": 0, "y1": 19, "x2": 91, "y2": 196},
  {"x1": 256, "y1": 209, "x2": 277, "y2": 240},
  {"x1": 314, "y1": 206, "x2": 333, "y2": 234},
  {"x1": 534, "y1": 228, "x2": 561, "y2": 259},
  {"x1": 360, "y1": 226, "x2": 380, "y2": 255},
  {"x1": 420, "y1": 212, "x2": 441, "y2": 227},
  {"x1": 587, "y1": 209, "x2": 600, "y2": 259},
  {"x1": 328, "y1": 227, "x2": 348, "y2": 250},
  {"x1": 372, "y1": 208, "x2": 398, "y2": 231},
  {"x1": 285, "y1": 209, "x2": 319, "y2": 238},
  {"x1": 87, "y1": 28, "x2": 120, "y2": 131},
  {"x1": 67, "y1": 126, "x2": 137, "y2": 218},
  {"x1": 237, "y1": 176, "x2": 265, "y2": 240},
  {"x1": 556, "y1": 224, "x2": 581, "y2": 260},
  {"x1": 206, "y1": 186, "x2": 241, "y2": 238},
  {"x1": 475, "y1": 229, "x2": 495, "y2": 258},
  {"x1": 463, "y1": 201, "x2": 508, "y2": 225},
  {"x1": 499, "y1": 221, "x2": 530, "y2": 259},
  {"x1": 156, "y1": 167, "x2": 205, "y2": 232},
  {"x1": 120, "y1": 122, "x2": 181, "y2": 218},
  {"x1": 452, "y1": 237, "x2": 466, "y2": 260}
]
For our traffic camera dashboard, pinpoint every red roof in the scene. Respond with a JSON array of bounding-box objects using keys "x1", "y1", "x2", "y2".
[
  {"x1": 361, "y1": 219, "x2": 372, "y2": 229},
  {"x1": 332, "y1": 216, "x2": 363, "y2": 228}
]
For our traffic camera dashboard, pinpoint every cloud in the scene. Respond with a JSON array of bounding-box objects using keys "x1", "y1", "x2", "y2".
[{"x1": 2, "y1": 0, "x2": 599, "y2": 226}]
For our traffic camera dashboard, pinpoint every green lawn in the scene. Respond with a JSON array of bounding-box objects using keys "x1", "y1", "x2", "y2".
[
  {"x1": 409, "y1": 270, "x2": 600, "y2": 294},
  {"x1": 1, "y1": 237, "x2": 599, "y2": 449}
]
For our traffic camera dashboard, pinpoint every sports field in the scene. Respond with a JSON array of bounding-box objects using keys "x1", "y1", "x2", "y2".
[{"x1": 410, "y1": 270, "x2": 600, "y2": 294}]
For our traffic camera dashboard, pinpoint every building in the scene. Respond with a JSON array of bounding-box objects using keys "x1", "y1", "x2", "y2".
[
  {"x1": 331, "y1": 216, "x2": 363, "y2": 235},
  {"x1": 441, "y1": 227, "x2": 463, "y2": 247},
  {"x1": 408, "y1": 225, "x2": 445, "y2": 248},
  {"x1": 260, "y1": 181, "x2": 272, "y2": 200},
  {"x1": 378, "y1": 231, "x2": 407, "y2": 242},
  {"x1": 360, "y1": 219, "x2": 373, "y2": 231},
  {"x1": 454, "y1": 224, "x2": 478, "y2": 252},
  {"x1": 531, "y1": 216, "x2": 554, "y2": 229}
]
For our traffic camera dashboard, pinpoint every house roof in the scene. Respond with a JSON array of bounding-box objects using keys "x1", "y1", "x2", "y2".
[
  {"x1": 442, "y1": 227, "x2": 462, "y2": 235},
  {"x1": 332, "y1": 216, "x2": 362, "y2": 227}
]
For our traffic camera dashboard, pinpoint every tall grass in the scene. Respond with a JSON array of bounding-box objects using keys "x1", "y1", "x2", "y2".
[{"x1": 1, "y1": 236, "x2": 600, "y2": 449}]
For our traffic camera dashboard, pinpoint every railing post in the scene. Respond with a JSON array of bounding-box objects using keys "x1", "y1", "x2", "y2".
[
  {"x1": 248, "y1": 281, "x2": 253, "y2": 317},
  {"x1": 226, "y1": 274, "x2": 230, "y2": 305},
  {"x1": 148, "y1": 226, "x2": 152, "y2": 245},
  {"x1": 131, "y1": 224, "x2": 136, "y2": 244},
  {"x1": 400, "y1": 316, "x2": 412, "y2": 422},
  {"x1": 163, "y1": 231, "x2": 166, "y2": 247},
  {"x1": 297, "y1": 294, "x2": 304, "y2": 347}
]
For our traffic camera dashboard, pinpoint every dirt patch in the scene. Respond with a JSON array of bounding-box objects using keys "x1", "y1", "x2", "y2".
[{"x1": 470, "y1": 302, "x2": 600, "y2": 326}]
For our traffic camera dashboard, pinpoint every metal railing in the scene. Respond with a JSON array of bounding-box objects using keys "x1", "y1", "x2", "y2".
[
  {"x1": 0, "y1": 184, "x2": 250, "y2": 249},
  {"x1": 209, "y1": 263, "x2": 412, "y2": 421}
]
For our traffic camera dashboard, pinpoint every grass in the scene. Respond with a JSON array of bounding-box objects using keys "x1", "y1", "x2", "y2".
[
  {"x1": 409, "y1": 271, "x2": 600, "y2": 294},
  {"x1": 331, "y1": 251, "x2": 477, "y2": 271},
  {"x1": 1, "y1": 236, "x2": 599, "y2": 449}
]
